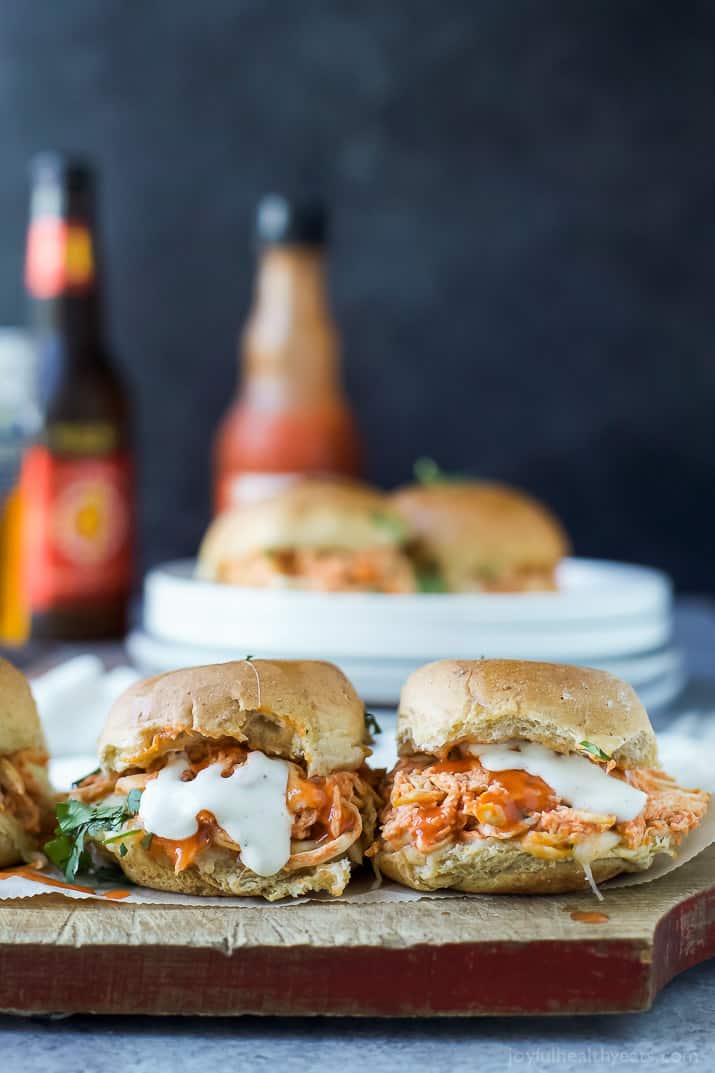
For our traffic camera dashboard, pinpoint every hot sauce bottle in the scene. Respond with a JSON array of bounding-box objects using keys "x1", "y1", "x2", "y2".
[
  {"x1": 20, "y1": 154, "x2": 134, "y2": 639},
  {"x1": 213, "y1": 194, "x2": 361, "y2": 511}
]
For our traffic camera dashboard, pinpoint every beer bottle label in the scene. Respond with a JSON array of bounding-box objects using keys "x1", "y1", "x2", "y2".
[
  {"x1": 21, "y1": 444, "x2": 133, "y2": 610},
  {"x1": 25, "y1": 220, "x2": 95, "y2": 298}
]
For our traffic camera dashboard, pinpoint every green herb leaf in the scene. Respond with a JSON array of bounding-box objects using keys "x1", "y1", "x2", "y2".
[
  {"x1": 413, "y1": 458, "x2": 468, "y2": 485},
  {"x1": 370, "y1": 511, "x2": 408, "y2": 544},
  {"x1": 71, "y1": 766, "x2": 101, "y2": 789},
  {"x1": 103, "y1": 828, "x2": 143, "y2": 847},
  {"x1": 44, "y1": 791, "x2": 145, "y2": 882},
  {"x1": 118, "y1": 843, "x2": 128, "y2": 858},
  {"x1": 43, "y1": 834, "x2": 75, "y2": 871},
  {"x1": 365, "y1": 711, "x2": 382, "y2": 736},
  {"x1": 141, "y1": 833, "x2": 154, "y2": 850},
  {"x1": 417, "y1": 569, "x2": 448, "y2": 593},
  {"x1": 413, "y1": 457, "x2": 443, "y2": 484},
  {"x1": 579, "y1": 740, "x2": 612, "y2": 763}
]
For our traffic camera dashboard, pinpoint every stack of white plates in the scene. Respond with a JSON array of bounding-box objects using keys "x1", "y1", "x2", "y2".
[{"x1": 128, "y1": 557, "x2": 682, "y2": 710}]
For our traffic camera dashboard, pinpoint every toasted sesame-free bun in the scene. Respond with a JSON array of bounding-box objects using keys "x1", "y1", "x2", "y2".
[
  {"x1": 391, "y1": 480, "x2": 568, "y2": 591},
  {"x1": 0, "y1": 658, "x2": 47, "y2": 756},
  {"x1": 375, "y1": 831, "x2": 673, "y2": 894},
  {"x1": 105, "y1": 834, "x2": 354, "y2": 900},
  {"x1": 397, "y1": 659, "x2": 657, "y2": 768},
  {"x1": 102, "y1": 789, "x2": 379, "y2": 901},
  {"x1": 198, "y1": 480, "x2": 410, "y2": 579},
  {"x1": 98, "y1": 659, "x2": 370, "y2": 777}
]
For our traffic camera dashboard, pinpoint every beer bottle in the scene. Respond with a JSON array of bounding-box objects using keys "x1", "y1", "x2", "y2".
[
  {"x1": 213, "y1": 194, "x2": 361, "y2": 511},
  {"x1": 20, "y1": 154, "x2": 134, "y2": 639}
]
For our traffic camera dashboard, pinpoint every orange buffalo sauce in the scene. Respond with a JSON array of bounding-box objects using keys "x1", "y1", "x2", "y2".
[
  {"x1": 402, "y1": 759, "x2": 559, "y2": 848},
  {"x1": 412, "y1": 805, "x2": 453, "y2": 846},
  {"x1": 570, "y1": 910, "x2": 609, "y2": 924},
  {"x1": 429, "y1": 758, "x2": 476, "y2": 774},
  {"x1": 150, "y1": 811, "x2": 215, "y2": 872},
  {"x1": 286, "y1": 775, "x2": 329, "y2": 816},
  {"x1": 426, "y1": 757, "x2": 557, "y2": 813},
  {"x1": 287, "y1": 770, "x2": 356, "y2": 837},
  {"x1": 490, "y1": 769, "x2": 557, "y2": 814}
]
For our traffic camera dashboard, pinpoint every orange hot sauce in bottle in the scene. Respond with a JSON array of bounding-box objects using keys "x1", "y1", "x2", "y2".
[{"x1": 213, "y1": 194, "x2": 361, "y2": 512}]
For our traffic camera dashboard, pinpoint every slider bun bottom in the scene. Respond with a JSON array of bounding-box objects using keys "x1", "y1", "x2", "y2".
[
  {"x1": 375, "y1": 838, "x2": 665, "y2": 895},
  {"x1": 103, "y1": 839, "x2": 352, "y2": 901},
  {"x1": 0, "y1": 813, "x2": 41, "y2": 869}
]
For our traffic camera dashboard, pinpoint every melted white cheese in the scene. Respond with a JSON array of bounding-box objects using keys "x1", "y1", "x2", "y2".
[
  {"x1": 138, "y1": 751, "x2": 292, "y2": 876},
  {"x1": 467, "y1": 742, "x2": 647, "y2": 821}
]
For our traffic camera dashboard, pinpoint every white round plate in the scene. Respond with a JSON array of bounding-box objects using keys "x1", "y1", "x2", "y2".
[
  {"x1": 141, "y1": 557, "x2": 672, "y2": 662},
  {"x1": 126, "y1": 630, "x2": 683, "y2": 710}
]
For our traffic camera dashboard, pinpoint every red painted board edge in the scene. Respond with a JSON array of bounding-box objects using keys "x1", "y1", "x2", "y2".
[
  {"x1": 1, "y1": 881, "x2": 714, "y2": 1016},
  {"x1": 0, "y1": 938, "x2": 652, "y2": 1017}
]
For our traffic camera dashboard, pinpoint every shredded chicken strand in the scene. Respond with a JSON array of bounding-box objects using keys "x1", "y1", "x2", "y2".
[
  {"x1": 0, "y1": 750, "x2": 51, "y2": 835},
  {"x1": 218, "y1": 546, "x2": 415, "y2": 594},
  {"x1": 376, "y1": 752, "x2": 709, "y2": 860}
]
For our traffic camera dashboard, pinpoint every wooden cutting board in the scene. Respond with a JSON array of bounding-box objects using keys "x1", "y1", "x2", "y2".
[{"x1": 1, "y1": 845, "x2": 714, "y2": 1017}]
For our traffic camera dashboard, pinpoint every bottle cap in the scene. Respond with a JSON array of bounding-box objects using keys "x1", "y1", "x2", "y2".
[
  {"x1": 256, "y1": 194, "x2": 327, "y2": 247},
  {"x1": 30, "y1": 153, "x2": 93, "y2": 190}
]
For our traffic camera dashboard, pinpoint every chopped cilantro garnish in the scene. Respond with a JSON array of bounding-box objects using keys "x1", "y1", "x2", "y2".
[
  {"x1": 44, "y1": 792, "x2": 144, "y2": 882},
  {"x1": 413, "y1": 457, "x2": 467, "y2": 485},
  {"x1": 579, "y1": 740, "x2": 612, "y2": 763},
  {"x1": 417, "y1": 569, "x2": 448, "y2": 593},
  {"x1": 370, "y1": 511, "x2": 408, "y2": 544}
]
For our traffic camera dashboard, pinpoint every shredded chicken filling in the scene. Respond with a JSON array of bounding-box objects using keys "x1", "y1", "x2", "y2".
[
  {"x1": 216, "y1": 546, "x2": 415, "y2": 594},
  {"x1": 73, "y1": 741, "x2": 379, "y2": 874},
  {"x1": 374, "y1": 749, "x2": 709, "y2": 861},
  {"x1": 0, "y1": 749, "x2": 51, "y2": 835}
]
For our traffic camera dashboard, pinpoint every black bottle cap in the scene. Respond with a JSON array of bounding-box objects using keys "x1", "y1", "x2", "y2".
[
  {"x1": 256, "y1": 194, "x2": 327, "y2": 247},
  {"x1": 30, "y1": 152, "x2": 93, "y2": 190}
]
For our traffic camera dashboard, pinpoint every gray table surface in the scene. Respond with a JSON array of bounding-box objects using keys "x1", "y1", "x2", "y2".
[{"x1": 4, "y1": 597, "x2": 715, "y2": 1072}]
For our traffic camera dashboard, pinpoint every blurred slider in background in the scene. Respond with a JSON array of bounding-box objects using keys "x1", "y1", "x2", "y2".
[
  {"x1": 19, "y1": 154, "x2": 135, "y2": 641},
  {"x1": 213, "y1": 193, "x2": 362, "y2": 512}
]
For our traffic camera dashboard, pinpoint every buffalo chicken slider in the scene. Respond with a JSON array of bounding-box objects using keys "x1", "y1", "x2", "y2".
[
  {"x1": 0, "y1": 658, "x2": 54, "y2": 866},
  {"x1": 372, "y1": 659, "x2": 709, "y2": 894},
  {"x1": 68, "y1": 660, "x2": 379, "y2": 900},
  {"x1": 197, "y1": 479, "x2": 416, "y2": 593},
  {"x1": 390, "y1": 479, "x2": 568, "y2": 592}
]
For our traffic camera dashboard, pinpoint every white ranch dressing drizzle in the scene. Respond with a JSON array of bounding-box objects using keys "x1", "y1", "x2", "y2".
[
  {"x1": 466, "y1": 742, "x2": 647, "y2": 822},
  {"x1": 138, "y1": 751, "x2": 292, "y2": 876}
]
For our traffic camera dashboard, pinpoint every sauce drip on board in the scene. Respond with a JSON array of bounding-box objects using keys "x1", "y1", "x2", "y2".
[{"x1": 570, "y1": 910, "x2": 610, "y2": 924}]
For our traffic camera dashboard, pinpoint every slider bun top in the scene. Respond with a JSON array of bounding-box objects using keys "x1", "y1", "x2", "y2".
[
  {"x1": 198, "y1": 480, "x2": 410, "y2": 576},
  {"x1": 0, "y1": 658, "x2": 47, "y2": 756},
  {"x1": 397, "y1": 659, "x2": 657, "y2": 769},
  {"x1": 98, "y1": 659, "x2": 369, "y2": 777},
  {"x1": 390, "y1": 480, "x2": 568, "y2": 585}
]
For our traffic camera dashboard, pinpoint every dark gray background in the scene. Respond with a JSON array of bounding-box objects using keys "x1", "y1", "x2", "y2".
[{"x1": 1, "y1": 1, "x2": 714, "y2": 590}]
